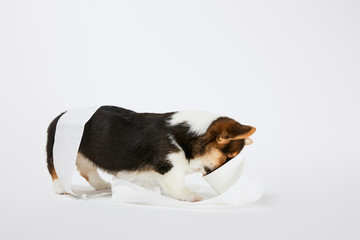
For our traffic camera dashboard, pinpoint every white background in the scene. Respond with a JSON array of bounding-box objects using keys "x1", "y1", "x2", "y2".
[{"x1": 1, "y1": 0, "x2": 359, "y2": 239}]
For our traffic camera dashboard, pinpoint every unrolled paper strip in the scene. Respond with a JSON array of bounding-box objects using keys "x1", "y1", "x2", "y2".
[
  {"x1": 53, "y1": 107, "x2": 264, "y2": 206},
  {"x1": 53, "y1": 106, "x2": 99, "y2": 196}
]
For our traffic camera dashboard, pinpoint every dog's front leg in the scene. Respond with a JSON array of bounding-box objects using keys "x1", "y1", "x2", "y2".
[{"x1": 158, "y1": 167, "x2": 202, "y2": 202}]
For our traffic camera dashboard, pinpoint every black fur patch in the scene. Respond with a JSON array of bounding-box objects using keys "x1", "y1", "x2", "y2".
[
  {"x1": 169, "y1": 123, "x2": 201, "y2": 160},
  {"x1": 78, "y1": 106, "x2": 179, "y2": 174}
]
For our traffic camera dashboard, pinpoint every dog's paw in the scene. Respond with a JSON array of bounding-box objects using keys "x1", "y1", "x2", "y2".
[
  {"x1": 175, "y1": 190, "x2": 203, "y2": 202},
  {"x1": 52, "y1": 179, "x2": 66, "y2": 194},
  {"x1": 188, "y1": 192, "x2": 203, "y2": 202}
]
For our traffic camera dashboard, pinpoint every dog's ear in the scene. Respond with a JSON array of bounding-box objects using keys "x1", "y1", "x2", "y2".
[
  {"x1": 244, "y1": 138, "x2": 253, "y2": 145},
  {"x1": 216, "y1": 122, "x2": 256, "y2": 145}
]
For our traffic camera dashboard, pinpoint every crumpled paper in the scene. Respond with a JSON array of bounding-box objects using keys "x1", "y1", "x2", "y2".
[
  {"x1": 111, "y1": 156, "x2": 263, "y2": 207},
  {"x1": 53, "y1": 107, "x2": 264, "y2": 207}
]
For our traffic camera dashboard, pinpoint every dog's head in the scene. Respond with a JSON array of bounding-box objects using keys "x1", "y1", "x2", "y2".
[{"x1": 197, "y1": 117, "x2": 256, "y2": 175}]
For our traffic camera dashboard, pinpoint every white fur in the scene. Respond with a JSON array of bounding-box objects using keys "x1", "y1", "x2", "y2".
[
  {"x1": 168, "y1": 110, "x2": 220, "y2": 135},
  {"x1": 52, "y1": 179, "x2": 66, "y2": 194},
  {"x1": 158, "y1": 151, "x2": 203, "y2": 201}
]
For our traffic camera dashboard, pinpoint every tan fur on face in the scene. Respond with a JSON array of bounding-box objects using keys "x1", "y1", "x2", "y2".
[{"x1": 199, "y1": 145, "x2": 227, "y2": 170}]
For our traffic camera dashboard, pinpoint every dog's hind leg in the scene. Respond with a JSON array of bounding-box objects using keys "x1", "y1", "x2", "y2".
[{"x1": 76, "y1": 153, "x2": 111, "y2": 190}]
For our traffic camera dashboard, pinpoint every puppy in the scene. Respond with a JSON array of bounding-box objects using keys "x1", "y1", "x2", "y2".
[{"x1": 46, "y1": 106, "x2": 256, "y2": 201}]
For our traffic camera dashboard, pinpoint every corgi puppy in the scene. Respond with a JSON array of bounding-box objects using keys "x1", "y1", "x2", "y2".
[{"x1": 46, "y1": 106, "x2": 256, "y2": 201}]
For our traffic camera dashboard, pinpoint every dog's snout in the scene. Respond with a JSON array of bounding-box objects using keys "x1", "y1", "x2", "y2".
[{"x1": 204, "y1": 167, "x2": 212, "y2": 175}]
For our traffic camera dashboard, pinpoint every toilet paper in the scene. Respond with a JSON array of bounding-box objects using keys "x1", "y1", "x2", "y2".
[{"x1": 53, "y1": 107, "x2": 264, "y2": 207}]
